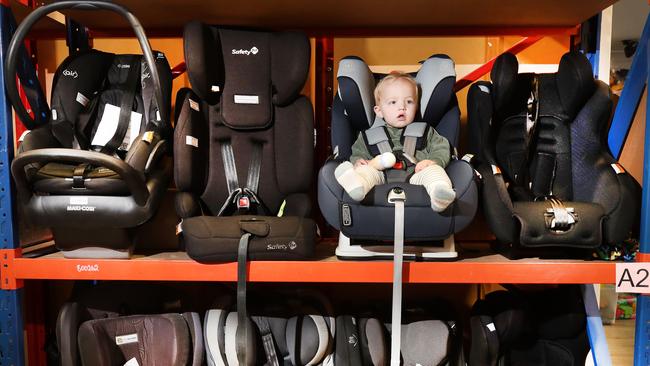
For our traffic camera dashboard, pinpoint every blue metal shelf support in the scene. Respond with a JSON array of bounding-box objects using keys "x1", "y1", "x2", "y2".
[{"x1": 634, "y1": 13, "x2": 650, "y2": 365}]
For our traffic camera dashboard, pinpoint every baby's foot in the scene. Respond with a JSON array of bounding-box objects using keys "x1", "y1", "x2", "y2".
[
  {"x1": 334, "y1": 161, "x2": 366, "y2": 201},
  {"x1": 430, "y1": 183, "x2": 456, "y2": 212}
]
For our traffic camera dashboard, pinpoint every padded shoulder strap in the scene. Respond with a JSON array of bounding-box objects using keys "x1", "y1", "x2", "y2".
[
  {"x1": 337, "y1": 56, "x2": 376, "y2": 130},
  {"x1": 363, "y1": 117, "x2": 392, "y2": 155}
]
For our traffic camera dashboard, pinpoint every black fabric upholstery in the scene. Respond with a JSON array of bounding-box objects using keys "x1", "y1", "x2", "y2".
[
  {"x1": 181, "y1": 215, "x2": 314, "y2": 262},
  {"x1": 556, "y1": 51, "x2": 596, "y2": 118},
  {"x1": 469, "y1": 286, "x2": 588, "y2": 366},
  {"x1": 490, "y1": 52, "x2": 519, "y2": 114},
  {"x1": 183, "y1": 21, "x2": 224, "y2": 105},
  {"x1": 174, "y1": 88, "x2": 208, "y2": 193},
  {"x1": 467, "y1": 51, "x2": 639, "y2": 258}
]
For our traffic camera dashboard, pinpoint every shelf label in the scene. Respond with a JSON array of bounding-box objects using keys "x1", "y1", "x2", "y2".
[
  {"x1": 76, "y1": 264, "x2": 100, "y2": 273},
  {"x1": 616, "y1": 263, "x2": 650, "y2": 293}
]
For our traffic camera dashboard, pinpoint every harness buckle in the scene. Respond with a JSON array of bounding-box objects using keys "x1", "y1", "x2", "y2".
[{"x1": 543, "y1": 197, "x2": 578, "y2": 232}]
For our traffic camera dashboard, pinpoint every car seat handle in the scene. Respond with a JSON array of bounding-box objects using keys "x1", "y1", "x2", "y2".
[
  {"x1": 4, "y1": 1, "x2": 167, "y2": 129},
  {"x1": 11, "y1": 148, "x2": 150, "y2": 206}
]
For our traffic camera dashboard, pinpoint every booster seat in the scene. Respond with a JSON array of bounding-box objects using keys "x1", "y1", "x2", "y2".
[
  {"x1": 466, "y1": 51, "x2": 639, "y2": 258},
  {"x1": 56, "y1": 282, "x2": 206, "y2": 366},
  {"x1": 318, "y1": 55, "x2": 478, "y2": 260},
  {"x1": 6, "y1": 1, "x2": 172, "y2": 258},
  {"x1": 173, "y1": 21, "x2": 315, "y2": 263}
]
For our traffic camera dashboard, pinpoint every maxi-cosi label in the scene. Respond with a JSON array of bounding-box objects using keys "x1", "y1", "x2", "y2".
[
  {"x1": 76, "y1": 264, "x2": 100, "y2": 272},
  {"x1": 67, "y1": 196, "x2": 96, "y2": 212},
  {"x1": 231, "y1": 46, "x2": 259, "y2": 55}
]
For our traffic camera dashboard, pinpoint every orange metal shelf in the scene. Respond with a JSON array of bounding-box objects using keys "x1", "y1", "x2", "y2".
[{"x1": 7, "y1": 251, "x2": 616, "y2": 285}]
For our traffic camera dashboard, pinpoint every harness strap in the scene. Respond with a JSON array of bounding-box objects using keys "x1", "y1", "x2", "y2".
[
  {"x1": 252, "y1": 316, "x2": 281, "y2": 366},
  {"x1": 246, "y1": 142, "x2": 263, "y2": 194},
  {"x1": 220, "y1": 140, "x2": 239, "y2": 194},
  {"x1": 99, "y1": 56, "x2": 141, "y2": 155}
]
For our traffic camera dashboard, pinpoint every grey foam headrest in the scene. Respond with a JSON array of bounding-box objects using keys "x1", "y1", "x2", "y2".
[
  {"x1": 336, "y1": 54, "x2": 457, "y2": 131},
  {"x1": 183, "y1": 21, "x2": 310, "y2": 129}
]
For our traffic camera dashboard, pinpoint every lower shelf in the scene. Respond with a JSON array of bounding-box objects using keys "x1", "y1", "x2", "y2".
[{"x1": 3, "y1": 243, "x2": 617, "y2": 284}]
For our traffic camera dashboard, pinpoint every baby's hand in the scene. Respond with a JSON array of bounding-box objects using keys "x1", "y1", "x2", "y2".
[
  {"x1": 354, "y1": 159, "x2": 368, "y2": 168},
  {"x1": 415, "y1": 159, "x2": 435, "y2": 173}
]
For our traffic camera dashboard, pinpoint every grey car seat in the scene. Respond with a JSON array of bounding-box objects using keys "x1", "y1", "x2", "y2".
[{"x1": 318, "y1": 55, "x2": 478, "y2": 260}]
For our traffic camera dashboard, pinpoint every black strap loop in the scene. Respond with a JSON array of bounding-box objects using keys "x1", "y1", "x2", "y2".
[{"x1": 236, "y1": 232, "x2": 252, "y2": 365}]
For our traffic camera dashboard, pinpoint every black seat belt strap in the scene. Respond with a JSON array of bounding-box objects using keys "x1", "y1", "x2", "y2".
[
  {"x1": 246, "y1": 142, "x2": 263, "y2": 194},
  {"x1": 100, "y1": 56, "x2": 141, "y2": 155},
  {"x1": 236, "y1": 232, "x2": 252, "y2": 365},
  {"x1": 221, "y1": 140, "x2": 239, "y2": 194}
]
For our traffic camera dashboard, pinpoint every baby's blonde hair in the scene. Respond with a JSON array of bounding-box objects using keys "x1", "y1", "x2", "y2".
[{"x1": 373, "y1": 71, "x2": 419, "y2": 105}]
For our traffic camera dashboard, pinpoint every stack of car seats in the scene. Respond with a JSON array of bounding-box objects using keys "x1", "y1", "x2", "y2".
[{"x1": 6, "y1": 1, "x2": 173, "y2": 259}]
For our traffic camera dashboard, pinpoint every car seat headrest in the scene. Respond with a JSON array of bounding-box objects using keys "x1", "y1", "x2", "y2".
[
  {"x1": 337, "y1": 56, "x2": 377, "y2": 130},
  {"x1": 475, "y1": 291, "x2": 532, "y2": 347},
  {"x1": 490, "y1": 52, "x2": 519, "y2": 113},
  {"x1": 401, "y1": 320, "x2": 449, "y2": 365},
  {"x1": 556, "y1": 51, "x2": 596, "y2": 118},
  {"x1": 337, "y1": 54, "x2": 456, "y2": 132},
  {"x1": 416, "y1": 54, "x2": 456, "y2": 124},
  {"x1": 183, "y1": 21, "x2": 310, "y2": 129}
]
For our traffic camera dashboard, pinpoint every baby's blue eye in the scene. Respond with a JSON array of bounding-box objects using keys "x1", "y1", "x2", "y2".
[
  {"x1": 389, "y1": 101, "x2": 396, "y2": 104},
  {"x1": 407, "y1": 100, "x2": 414, "y2": 104}
]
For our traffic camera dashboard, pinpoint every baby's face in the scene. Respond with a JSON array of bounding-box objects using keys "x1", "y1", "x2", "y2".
[{"x1": 374, "y1": 78, "x2": 418, "y2": 128}]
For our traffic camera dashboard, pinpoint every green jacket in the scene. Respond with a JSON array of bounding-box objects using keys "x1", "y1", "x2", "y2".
[{"x1": 350, "y1": 125, "x2": 451, "y2": 174}]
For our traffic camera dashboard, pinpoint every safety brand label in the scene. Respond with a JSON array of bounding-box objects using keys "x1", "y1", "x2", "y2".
[
  {"x1": 234, "y1": 95, "x2": 259, "y2": 104},
  {"x1": 616, "y1": 263, "x2": 650, "y2": 293},
  {"x1": 115, "y1": 333, "x2": 139, "y2": 345}
]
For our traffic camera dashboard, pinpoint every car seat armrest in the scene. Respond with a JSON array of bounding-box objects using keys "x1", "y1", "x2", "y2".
[{"x1": 12, "y1": 148, "x2": 150, "y2": 206}]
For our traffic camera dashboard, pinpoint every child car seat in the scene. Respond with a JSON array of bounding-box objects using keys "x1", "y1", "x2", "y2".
[
  {"x1": 335, "y1": 300, "x2": 465, "y2": 365},
  {"x1": 6, "y1": 1, "x2": 172, "y2": 258},
  {"x1": 174, "y1": 21, "x2": 315, "y2": 262},
  {"x1": 318, "y1": 55, "x2": 478, "y2": 260},
  {"x1": 466, "y1": 51, "x2": 639, "y2": 258},
  {"x1": 56, "y1": 282, "x2": 206, "y2": 366},
  {"x1": 203, "y1": 289, "x2": 335, "y2": 366},
  {"x1": 469, "y1": 286, "x2": 590, "y2": 366}
]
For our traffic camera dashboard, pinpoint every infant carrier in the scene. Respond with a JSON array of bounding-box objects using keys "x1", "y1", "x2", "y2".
[{"x1": 6, "y1": 1, "x2": 173, "y2": 258}]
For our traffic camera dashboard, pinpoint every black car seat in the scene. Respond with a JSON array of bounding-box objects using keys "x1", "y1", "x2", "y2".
[
  {"x1": 203, "y1": 289, "x2": 335, "y2": 366},
  {"x1": 6, "y1": 1, "x2": 172, "y2": 258},
  {"x1": 173, "y1": 21, "x2": 315, "y2": 262},
  {"x1": 318, "y1": 55, "x2": 478, "y2": 260},
  {"x1": 55, "y1": 282, "x2": 207, "y2": 366},
  {"x1": 466, "y1": 51, "x2": 639, "y2": 258},
  {"x1": 469, "y1": 286, "x2": 590, "y2": 366}
]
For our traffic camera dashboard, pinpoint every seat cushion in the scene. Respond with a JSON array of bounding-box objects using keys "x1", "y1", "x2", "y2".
[{"x1": 78, "y1": 313, "x2": 193, "y2": 366}]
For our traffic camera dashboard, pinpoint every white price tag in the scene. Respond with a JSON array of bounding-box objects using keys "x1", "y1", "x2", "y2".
[{"x1": 616, "y1": 263, "x2": 650, "y2": 293}]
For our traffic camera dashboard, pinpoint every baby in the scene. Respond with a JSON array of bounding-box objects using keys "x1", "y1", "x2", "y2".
[{"x1": 334, "y1": 71, "x2": 456, "y2": 212}]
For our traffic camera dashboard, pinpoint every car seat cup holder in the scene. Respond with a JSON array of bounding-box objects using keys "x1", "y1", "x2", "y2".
[{"x1": 6, "y1": 1, "x2": 173, "y2": 259}]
